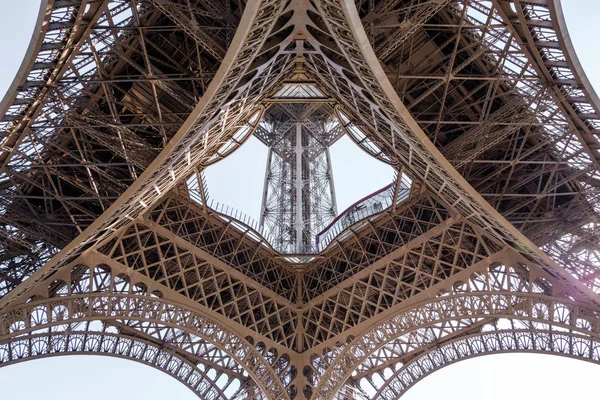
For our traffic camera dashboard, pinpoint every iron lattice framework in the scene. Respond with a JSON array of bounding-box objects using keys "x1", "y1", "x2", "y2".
[
  {"x1": 0, "y1": 0, "x2": 600, "y2": 399},
  {"x1": 257, "y1": 102, "x2": 339, "y2": 254}
]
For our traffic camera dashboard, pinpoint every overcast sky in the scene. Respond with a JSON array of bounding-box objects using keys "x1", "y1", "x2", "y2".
[{"x1": 1, "y1": 1, "x2": 599, "y2": 399}]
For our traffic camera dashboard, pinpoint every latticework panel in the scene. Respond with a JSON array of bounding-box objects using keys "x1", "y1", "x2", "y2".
[
  {"x1": 96, "y1": 202, "x2": 299, "y2": 348},
  {"x1": 301, "y1": 218, "x2": 501, "y2": 348},
  {"x1": 303, "y1": 195, "x2": 451, "y2": 299},
  {"x1": 307, "y1": 258, "x2": 600, "y2": 399},
  {"x1": 148, "y1": 196, "x2": 297, "y2": 300}
]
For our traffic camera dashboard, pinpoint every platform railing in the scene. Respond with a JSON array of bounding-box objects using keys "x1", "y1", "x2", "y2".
[
  {"x1": 186, "y1": 172, "x2": 275, "y2": 247},
  {"x1": 315, "y1": 173, "x2": 412, "y2": 251},
  {"x1": 187, "y1": 172, "x2": 412, "y2": 254}
]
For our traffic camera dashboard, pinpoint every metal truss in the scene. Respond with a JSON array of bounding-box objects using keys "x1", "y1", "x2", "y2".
[
  {"x1": 0, "y1": 258, "x2": 289, "y2": 399},
  {"x1": 258, "y1": 103, "x2": 338, "y2": 253},
  {"x1": 308, "y1": 255, "x2": 600, "y2": 399},
  {"x1": 0, "y1": 0, "x2": 247, "y2": 298},
  {"x1": 2, "y1": 0, "x2": 600, "y2": 399}
]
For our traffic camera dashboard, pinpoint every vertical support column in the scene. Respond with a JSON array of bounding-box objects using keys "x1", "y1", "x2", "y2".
[
  {"x1": 290, "y1": 352, "x2": 312, "y2": 400},
  {"x1": 295, "y1": 122, "x2": 304, "y2": 253},
  {"x1": 260, "y1": 148, "x2": 273, "y2": 230},
  {"x1": 257, "y1": 105, "x2": 338, "y2": 254},
  {"x1": 295, "y1": 271, "x2": 305, "y2": 353}
]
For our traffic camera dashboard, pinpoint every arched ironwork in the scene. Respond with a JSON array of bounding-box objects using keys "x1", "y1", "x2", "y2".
[
  {"x1": 0, "y1": 263, "x2": 293, "y2": 399},
  {"x1": 308, "y1": 261, "x2": 600, "y2": 399},
  {"x1": 0, "y1": 328, "x2": 247, "y2": 400},
  {"x1": 369, "y1": 325, "x2": 600, "y2": 399}
]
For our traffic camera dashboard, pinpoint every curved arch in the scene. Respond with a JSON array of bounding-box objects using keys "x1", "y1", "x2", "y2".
[
  {"x1": 335, "y1": 108, "x2": 392, "y2": 166},
  {"x1": 550, "y1": 0, "x2": 600, "y2": 116},
  {"x1": 1, "y1": 292, "x2": 288, "y2": 399},
  {"x1": 0, "y1": 328, "x2": 240, "y2": 400},
  {"x1": 0, "y1": 0, "x2": 50, "y2": 119},
  {"x1": 0, "y1": 263, "x2": 291, "y2": 400},
  {"x1": 312, "y1": 291, "x2": 600, "y2": 399},
  {"x1": 308, "y1": 0, "x2": 593, "y2": 303},
  {"x1": 203, "y1": 106, "x2": 266, "y2": 167},
  {"x1": 371, "y1": 325, "x2": 600, "y2": 399}
]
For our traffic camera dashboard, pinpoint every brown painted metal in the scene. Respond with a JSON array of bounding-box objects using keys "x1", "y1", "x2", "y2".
[{"x1": 1, "y1": 1, "x2": 600, "y2": 399}]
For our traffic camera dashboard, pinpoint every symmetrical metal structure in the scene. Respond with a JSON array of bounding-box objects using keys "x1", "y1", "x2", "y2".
[
  {"x1": 1, "y1": 0, "x2": 600, "y2": 399},
  {"x1": 257, "y1": 100, "x2": 340, "y2": 254}
]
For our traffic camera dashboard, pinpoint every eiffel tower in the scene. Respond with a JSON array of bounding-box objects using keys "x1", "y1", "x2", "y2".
[{"x1": 1, "y1": 0, "x2": 600, "y2": 398}]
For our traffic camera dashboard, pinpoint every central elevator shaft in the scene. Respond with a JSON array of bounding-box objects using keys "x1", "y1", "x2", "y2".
[
  {"x1": 294, "y1": 122, "x2": 305, "y2": 253},
  {"x1": 257, "y1": 103, "x2": 340, "y2": 253}
]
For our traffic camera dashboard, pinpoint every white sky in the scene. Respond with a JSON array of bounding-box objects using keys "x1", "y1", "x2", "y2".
[{"x1": 0, "y1": 1, "x2": 599, "y2": 399}]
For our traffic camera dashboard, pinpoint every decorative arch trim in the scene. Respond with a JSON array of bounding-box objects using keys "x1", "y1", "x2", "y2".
[
  {"x1": 313, "y1": 291, "x2": 600, "y2": 399},
  {"x1": 371, "y1": 326, "x2": 600, "y2": 399},
  {"x1": 0, "y1": 329, "x2": 240, "y2": 400}
]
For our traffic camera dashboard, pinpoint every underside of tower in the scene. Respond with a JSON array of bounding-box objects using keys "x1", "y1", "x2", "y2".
[{"x1": 1, "y1": 1, "x2": 600, "y2": 399}]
